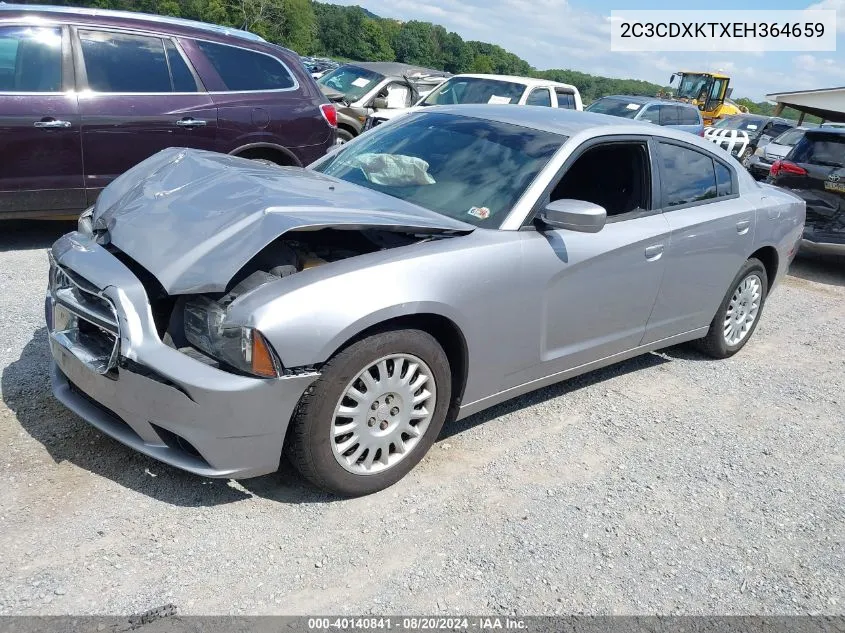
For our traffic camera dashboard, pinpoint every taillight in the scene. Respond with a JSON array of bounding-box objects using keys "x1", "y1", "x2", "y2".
[
  {"x1": 770, "y1": 160, "x2": 807, "y2": 178},
  {"x1": 319, "y1": 104, "x2": 337, "y2": 128}
]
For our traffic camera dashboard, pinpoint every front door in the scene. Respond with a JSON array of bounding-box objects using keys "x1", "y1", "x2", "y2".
[
  {"x1": 0, "y1": 25, "x2": 84, "y2": 217},
  {"x1": 507, "y1": 138, "x2": 669, "y2": 387},
  {"x1": 72, "y1": 28, "x2": 217, "y2": 203}
]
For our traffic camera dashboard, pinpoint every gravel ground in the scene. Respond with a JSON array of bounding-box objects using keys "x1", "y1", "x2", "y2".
[{"x1": 0, "y1": 221, "x2": 843, "y2": 616}]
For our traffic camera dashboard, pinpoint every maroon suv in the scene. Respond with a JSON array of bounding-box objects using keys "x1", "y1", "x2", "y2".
[{"x1": 0, "y1": 4, "x2": 337, "y2": 219}]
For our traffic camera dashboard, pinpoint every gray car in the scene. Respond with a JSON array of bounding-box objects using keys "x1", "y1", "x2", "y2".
[{"x1": 45, "y1": 106, "x2": 805, "y2": 496}]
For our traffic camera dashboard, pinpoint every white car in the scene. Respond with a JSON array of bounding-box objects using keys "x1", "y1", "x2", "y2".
[{"x1": 363, "y1": 74, "x2": 583, "y2": 131}]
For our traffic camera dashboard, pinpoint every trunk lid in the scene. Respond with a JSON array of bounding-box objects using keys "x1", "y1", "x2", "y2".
[{"x1": 92, "y1": 148, "x2": 474, "y2": 295}]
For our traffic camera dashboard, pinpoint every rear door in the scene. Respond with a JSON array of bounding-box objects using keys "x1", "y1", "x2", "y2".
[
  {"x1": 778, "y1": 131, "x2": 845, "y2": 244},
  {"x1": 643, "y1": 141, "x2": 754, "y2": 343},
  {"x1": 0, "y1": 24, "x2": 84, "y2": 217},
  {"x1": 72, "y1": 27, "x2": 217, "y2": 203}
]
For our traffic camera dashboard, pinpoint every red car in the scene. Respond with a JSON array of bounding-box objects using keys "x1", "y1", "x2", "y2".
[{"x1": 0, "y1": 4, "x2": 336, "y2": 219}]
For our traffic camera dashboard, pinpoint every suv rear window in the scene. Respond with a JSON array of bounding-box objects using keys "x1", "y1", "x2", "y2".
[
  {"x1": 80, "y1": 30, "x2": 198, "y2": 93},
  {"x1": 197, "y1": 41, "x2": 295, "y2": 91},
  {"x1": 791, "y1": 133, "x2": 845, "y2": 168},
  {"x1": 0, "y1": 26, "x2": 62, "y2": 92}
]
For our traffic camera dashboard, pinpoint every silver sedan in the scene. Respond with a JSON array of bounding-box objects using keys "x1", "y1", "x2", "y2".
[{"x1": 46, "y1": 106, "x2": 805, "y2": 496}]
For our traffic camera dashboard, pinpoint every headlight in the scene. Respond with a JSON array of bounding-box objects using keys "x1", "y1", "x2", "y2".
[
  {"x1": 183, "y1": 297, "x2": 281, "y2": 378},
  {"x1": 754, "y1": 147, "x2": 764, "y2": 156},
  {"x1": 78, "y1": 207, "x2": 94, "y2": 235}
]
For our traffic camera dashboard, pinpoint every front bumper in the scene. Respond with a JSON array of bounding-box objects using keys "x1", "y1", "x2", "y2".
[{"x1": 46, "y1": 232, "x2": 319, "y2": 479}]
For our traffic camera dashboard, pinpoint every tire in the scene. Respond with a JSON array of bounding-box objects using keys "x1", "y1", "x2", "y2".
[
  {"x1": 336, "y1": 128, "x2": 354, "y2": 145},
  {"x1": 695, "y1": 258, "x2": 768, "y2": 359},
  {"x1": 740, "y1": 148, "x2": 754, "y2": 168},
  {"x1": 286, "y1": 328, "x2": 452, "y2": 496}
]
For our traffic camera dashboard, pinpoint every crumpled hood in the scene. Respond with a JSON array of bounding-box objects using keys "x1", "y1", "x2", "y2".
[{"x1": 93, "y1": 148, "x2": 474, "y2": 295}]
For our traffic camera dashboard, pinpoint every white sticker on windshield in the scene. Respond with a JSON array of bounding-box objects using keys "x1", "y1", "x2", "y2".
[
  {"x1": 626, "y1": 103, "x2": 641, "y2": 110},
  {"x1": 351, "y1": 77, "x2": 372, "y2": 88},
  {"x1": 468, "y1": 206, "x2": 491, "y2": 220},
  {"x1": 488, "y1": 95, "x2": 512, "y2": 104},
  {"x1": 746, "y1": 124, "x2": 758, "y2": 130}
]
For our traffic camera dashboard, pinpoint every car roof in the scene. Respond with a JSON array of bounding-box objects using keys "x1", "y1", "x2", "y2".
[
  {"x1": 344, "y1": 61, "x2": 449, "y2": 79},
  {"x1": 452, "y1": 74, "x2": 578, "y2": 90},
  {"x1": 806, "y1": 126, "x2": 845, "y2": 136},
  {"x1": 597, "y1": 95, "x2": 699, "y2": 109},
  {"x1": 726, "y1": 113, "x2": 792, "y2": 124},
  {"x1": 0, "y1": 3, "x2": 265, "y2": 42}
]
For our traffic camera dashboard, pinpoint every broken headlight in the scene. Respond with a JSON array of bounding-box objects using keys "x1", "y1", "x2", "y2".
[{"x1": 183, "y1": 297, "x2": 281, "y2": 378}]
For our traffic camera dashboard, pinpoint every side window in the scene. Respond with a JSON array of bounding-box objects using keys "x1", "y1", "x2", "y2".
[
  {"x1": 659, "y1": 105, "x2": 681, "y2": 126},
  {"x1": 555, "y1": 90, "x2": 576, "y2": 109},
  {"x1": 639, "y1": 105, "x2": 659, "y2": 124},
  {"x1": 715, "y1": 161, "x2": 733, "y2": 197},
  {"x1": 80, "y1": 30, "x2": 183, "y2": 93},
  {"x1": 550, "y1": 142, "x2": 651, "y2": 218},
  {"x1": 164, "y1": 40, "x2": 198, "y2": 92},
  {"x1": 526, "y1": 88, "x2": 552, "y2": 107},
  {"x1": 0, "y1": 25, "x2": 62, "y2": 92},
  {"x1": 679, "y1": 107, "x2": 700, "y2": 125},
  {"x1": 196, "y1": 40, "x2": 294, "y2": 91},
  {"x1": 658, "y1": 142, "x2": 717, "y2": 207}
]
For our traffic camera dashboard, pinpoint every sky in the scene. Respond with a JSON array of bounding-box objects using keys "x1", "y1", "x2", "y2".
[{"x1": 331, "y1": 0, "x2": 845, "y2": 102}]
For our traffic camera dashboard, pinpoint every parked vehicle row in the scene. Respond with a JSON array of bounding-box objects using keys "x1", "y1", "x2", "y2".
[
  {"x1": 0, "y1": 4, "x2": 337, "y2": 219},
  {"x1": 703, "y1": 114, "x2": 795, "y2": 167}
]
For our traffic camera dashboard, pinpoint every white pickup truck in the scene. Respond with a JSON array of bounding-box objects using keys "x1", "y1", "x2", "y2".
[{"x1": 363, "y1": 73, "x2": 583, "y2": 132}]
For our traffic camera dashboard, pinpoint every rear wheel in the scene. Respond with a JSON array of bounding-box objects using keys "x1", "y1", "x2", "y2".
[
  {"x1": 695, "y1": 258, "x2": 768, "y2": 359},
  {"x1": 286, "y1": 328, "x2": 451, "y2": 496},
  {"x1": 336, "y1": 128, "x2": 354, "y2": 145},
  {"x1": 740, "y1": 147, "x2": 754, "y2": 168}
]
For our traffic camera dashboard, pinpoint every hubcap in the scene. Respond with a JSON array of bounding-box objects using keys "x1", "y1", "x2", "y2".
[
  {"x1": 331, "y1": 354, "x2": 436, "y2": 475},
  {"x1": 723, "y1": 273, "x2": 762, "y2": 346}
]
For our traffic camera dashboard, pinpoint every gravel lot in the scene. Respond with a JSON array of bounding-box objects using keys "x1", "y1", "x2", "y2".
[{"x1": 0, "y1": 220, "x2": 843, "y2": 616}]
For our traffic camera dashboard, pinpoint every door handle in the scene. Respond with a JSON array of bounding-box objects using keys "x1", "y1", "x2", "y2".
[
  {"x1": 33, "y1": 119, "x2": 71, "y2": 129},
  {"x1": 736, "y1": 219, "x2": 751, "y2": 235},
  {"x1": 644, "y1": 244, "x2": 664, "y2": 261},
  {"x1": 175, "y1": 117, "x2": 207, "y2": 128}
]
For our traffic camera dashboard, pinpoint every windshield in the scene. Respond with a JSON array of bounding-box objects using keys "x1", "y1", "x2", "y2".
[
  {"x1": 421, "y1": 77, "x2": 525, "y2": 106},
  {"x1": 774, "y1": 128, "x2": 804, "y2": 146},
  {"x1": 713, "y1": 116, "x2": 766, "y2": 133},
  {"x1": 676, "y1": 74, "x2": 711, "y2": 100},
  {"x1": 313, "y1": 112, "x2": 565, "y2": 228},
  {"x1": 585, "y1": 97, "x2": 644, "y2": 119},
  {"x1": 318, "y1": 65, "x2": 383, "y2": 102}
]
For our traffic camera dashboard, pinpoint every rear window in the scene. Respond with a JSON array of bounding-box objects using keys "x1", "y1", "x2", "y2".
[
  {"x1": 0, "y1": 26, "x2": 62, "y2": 92},
  {"x1": 659, "y1": 105, "x2": 680, "y2": 126},
  {"x1": 197, "y1": 40, "x2": 295, "y2": 92},
  {"x1": 556, "y1": 90, "x2": 577, "y2": 109},
  {"x1": 791, "y1": 133, "x2": 845, "y2": 168}
]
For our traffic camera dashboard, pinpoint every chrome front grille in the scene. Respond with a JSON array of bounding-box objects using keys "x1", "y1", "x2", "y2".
[{"x1": 48, "y1": 256, "x2": 120, "y2": 374}]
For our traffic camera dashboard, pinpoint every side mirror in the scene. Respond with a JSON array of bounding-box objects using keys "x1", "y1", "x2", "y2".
[
  {"x1": 372, "y1": 97, "x2": 388, "y2": 110},
  {"x1": 669, "y1": 73, "x2": 676, "y2": 84},
  {"x1": 538, "y1": 199, "x2": 607, "y2": 233}
]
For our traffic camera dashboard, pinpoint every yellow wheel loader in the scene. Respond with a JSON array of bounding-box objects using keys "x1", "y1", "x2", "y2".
[{"x1": 661, "y1": 71, "x2": 748, "y2": 126}]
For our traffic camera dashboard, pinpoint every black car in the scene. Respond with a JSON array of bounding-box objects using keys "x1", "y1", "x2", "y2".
[
  {"x1": 704, "y1": 114, "x2": 795, "y2": 168},
  {"x1": 768, "y1": 127, "x2": 845, "y2": 256}
]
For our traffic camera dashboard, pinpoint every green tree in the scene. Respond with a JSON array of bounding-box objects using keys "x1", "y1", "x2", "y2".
[
  {"x1": 393, "y1": 21, "x2": 436, "y2": 67},
  {"x1": 280, "y1": 0, "x2": 317, "y2": 53},
  {"x1": 470, "y1": 54, "x2": 493, "y2": 74}
]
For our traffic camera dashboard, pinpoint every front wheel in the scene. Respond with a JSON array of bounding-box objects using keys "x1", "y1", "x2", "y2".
[
  {"x1": 695, "y1": 258, "x2": 768, "y2": 359},
  {"x1": 740, "y1": 147, "x2": 754, "y2": 168},
  {"x1": 335, "y1": 128, "x2": 354, "y2": 145},
  {"x1": 286, "y1": 328, "x2": 452, "y2": 496}
]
